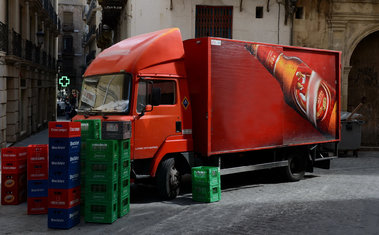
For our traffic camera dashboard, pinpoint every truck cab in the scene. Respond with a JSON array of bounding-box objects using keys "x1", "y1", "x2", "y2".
[{"x1": 74, "y1": 28, "x2": 194, "y2": 199}]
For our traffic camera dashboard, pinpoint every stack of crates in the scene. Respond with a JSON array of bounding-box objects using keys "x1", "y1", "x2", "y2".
[
  {"x1": 84, "y1": 138, "x2": 131, "y2": 223},
  {"x1": 47, "y1": 122, "x2": 81, "y2": 229},
  {"x1": 74, "y1": 119, "x2": 101, "y2": 216},
  {"x1": 1, "y1": 147, "x2": 27, "y2": 205},
  {"x1": 84, "y1": 139, "x2": 119, "y2": 223},
  {"x1": 191, "y1": 166, "x2": 221, "y2": 203},
  {"x1": 27, "y1": 145, "x2": 49, "y2": 214},
  {"x1": 117, "y1": 139, "x2": 131, "y2": 218}
]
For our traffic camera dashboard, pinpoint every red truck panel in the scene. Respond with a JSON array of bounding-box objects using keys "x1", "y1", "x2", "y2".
[
  {"x1": 184, "y1": 38, "x2": 341, "y2": 156},
  {"x1": 84, "y1": 28, "x2": 186, "y2": 77}
]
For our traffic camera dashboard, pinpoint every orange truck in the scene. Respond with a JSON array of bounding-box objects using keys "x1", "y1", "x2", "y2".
[{"x1": 74, "y1": 28, "x2": 341, "y2": 199}]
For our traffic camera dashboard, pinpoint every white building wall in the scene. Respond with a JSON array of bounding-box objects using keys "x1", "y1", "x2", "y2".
[{"x1": 122, "y1": 0, "x2": 291, "y2": 45}]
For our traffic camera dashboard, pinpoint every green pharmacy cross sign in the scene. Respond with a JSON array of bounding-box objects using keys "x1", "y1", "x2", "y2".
[{"x1": 59, "y1": 76, "x2": 70, "y2": 87}]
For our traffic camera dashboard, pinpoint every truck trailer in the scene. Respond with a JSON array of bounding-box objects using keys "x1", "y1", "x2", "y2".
[{"x1": 74, "y1": 28, "x2": 341, "y2": 199}]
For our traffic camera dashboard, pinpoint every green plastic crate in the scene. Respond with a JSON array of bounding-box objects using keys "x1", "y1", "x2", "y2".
[
  {"x1": 86, "y1": 139, "x2": 119, "y2": 162},
  {"x1": 86, "y1": 160, "x2": 118, "y2": 182},
  {"x1": 85, "y1": 179, "x2": 118, "y2": 202},
  {"x1": 85, "y1": 200, "x2": 118, "y2": 224},
  {"x1": 119, "y1": 139, "x2": 130, "y2": 159},
  {"x1": 192, "y1": 166, "x2": 221, "y2": 186},
  {"x1": 119, "y1": 158, "x2": 130, "y2": 178},
  {"x1": 118, "y1": 194, "x2": 130, "y2": 218},
  {"x1": 81, "y1": 141, "x2": 86, "y2": 160},
  {"x1": 192, "y1": 184, "x2": 221, "y2": 203},
  {"x1": 80, "y1": 159, "x2": 86, "y2": 174},
  {"x1": 119, "y1": 176, "x2": 130, "y2": 198},
  {"x1": 74, "y1": 119, "x2": 102, "y2": 140}
]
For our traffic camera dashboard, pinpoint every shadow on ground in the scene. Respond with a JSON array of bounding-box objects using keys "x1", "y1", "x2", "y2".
[{"x1": 130, "y1": 170, "x2": 320, "y2": 204}]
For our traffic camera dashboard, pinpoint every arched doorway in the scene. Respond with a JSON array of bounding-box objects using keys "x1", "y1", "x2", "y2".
[{"x1": 348, "y1": 30, "x2": 379, "y2": 146}]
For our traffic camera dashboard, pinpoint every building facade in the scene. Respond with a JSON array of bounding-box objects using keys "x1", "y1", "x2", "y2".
[
  {"x1": 83, "y1": 0, "x2": 102, "y2": 69},
  {"x1": 116, "y1": 0, "x2": 293, "y2": 44},
  {"x1": 0, "y1": 0, "x2": 59, "y2": 148},
  {"x1": 292, "y1": 0, "x2": 379, "y2": 145},
  {"x1": 58, "y1": 0, "x2": 86, "y2": 92}
]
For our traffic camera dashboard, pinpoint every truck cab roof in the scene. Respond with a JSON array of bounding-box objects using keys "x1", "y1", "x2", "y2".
[{"x1": 84, "y1": 28, "x2": 186, "y2": 78}]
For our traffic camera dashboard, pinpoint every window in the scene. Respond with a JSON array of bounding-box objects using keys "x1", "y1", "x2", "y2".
[
  {"x1": 295, "y1": 7, "x2": 304, "y2": 19},
  {"x1": 63, "y1": 12, "x2": 74, "y2": 31},
  {"x1": 256, "y1": 6, "x2": 263, "y2": 18},
  {"x1": 63, "y1": 12, "x2": 73, "y2": 25},
  {"x1": 195, "y1": 5, "x2": 233, "y2": 39},
  {"x1": 78, "y1": 73, "x2": 132, "y2": 113},
  {"x1": 63, "y1": 35, "x2": 73, "y2": 53},
  {"x1": 136, "y1": 80, "x2": 176, "y2": 113}
]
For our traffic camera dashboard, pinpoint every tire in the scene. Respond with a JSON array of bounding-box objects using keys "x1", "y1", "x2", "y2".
[
  {"x1": 156, "y1": 158, "x2": 181, "y2": 200},
  {"x1": 281, "y1": 151, "x2": 306, "y2": 182}
]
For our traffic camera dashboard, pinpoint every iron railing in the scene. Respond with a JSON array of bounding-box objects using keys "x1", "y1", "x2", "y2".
[
  {"x1": 43, "y1": 0, "x2": 49, "y2": 11},
  {"x1": 87, "y1": 0, "x2": 97, "y2": 22},
  {"x1": 42, "y1": 51, "x2": 47, "y2": 66},
  {"x1": 86, "y1": 50, "x2": 96, "y2": 65},
  {"x1": 10, "y1": 30, "x2": 22, "y2": 57},
  {"x1": 25, "y1": 40, "x2": 33, "y2": 61},
  {"x1": 34, "y1": 45, "x2": 40, "y2": 64},
  {"x1": 0, "y1": 21, "x2": 7, "y2": 52},
  {"x1": 2, "y1": 24, "x2": 57, "y2": 71},
  {"x1": 85, "y1": 24, "x2": 96, "y2": 43}
]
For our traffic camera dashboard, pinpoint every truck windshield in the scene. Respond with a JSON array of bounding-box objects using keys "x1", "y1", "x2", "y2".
[{"x1": 78, "y1": 73, "x2": 131, "y2": 113}]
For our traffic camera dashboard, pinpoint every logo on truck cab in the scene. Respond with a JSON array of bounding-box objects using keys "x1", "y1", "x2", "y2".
[{"x1": 182, "y1": 97, "x2": 189, "y2": 110}]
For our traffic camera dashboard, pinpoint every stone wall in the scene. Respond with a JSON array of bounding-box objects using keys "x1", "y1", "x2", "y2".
[
  {"x1": 293, "y1": 0, "x2": 379, "y2": 146},
  {"x1": 0, "y1": 53, "x2": 6, "y2": 148}
]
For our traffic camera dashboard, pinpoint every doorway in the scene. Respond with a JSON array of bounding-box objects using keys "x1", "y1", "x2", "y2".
[{"x1": 348, "y1": 31, "x2": 379, "y2": 146}]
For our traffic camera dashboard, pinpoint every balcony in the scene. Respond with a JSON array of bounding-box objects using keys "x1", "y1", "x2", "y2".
[
  {"x1": 25, "y1": 40, "x2": 33, "y2": 61},
  {"x1": 99, "y1": 0, "x2": 126, "y2": 29},
  {"x1": 86, "y1": 0, "x2": 97, "y2": 23},
  {"x1": 86, "y1": 50, "x2": 96, "y2": 65},
  {"x1": 98, "y1": 0, "x2": 127, "y2": 8},
  {"x1": 8, "y1": 30, "x2": 22, "y2": 58},
  {"x1": 2, "y1": 27, "x2": 56, "y2": 71},
  {"x1": 85, "y1": 25, "x2": 96, "y2": 44},
  {"x1": 39, "y1": 0, "x2": 59, "y2": 33},
  {"x1": 62, "y1": 23, "x2": 74, "y2": 32},
  {"x1": 0, "y1": 21, "x2": 7, "y2": 52},
  {"x1": 34, "y1": 45, "x2": 40, "y2": 64}
]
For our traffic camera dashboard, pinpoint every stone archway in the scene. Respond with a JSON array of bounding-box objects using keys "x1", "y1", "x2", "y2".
[{"x1": 347, "y1": 30, "x2": 379, "y2": 146}]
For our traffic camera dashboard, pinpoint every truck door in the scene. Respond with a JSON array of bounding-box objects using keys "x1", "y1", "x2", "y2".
[{"x1": 134, "y1": 78, "x2": 181, "y2": 160}]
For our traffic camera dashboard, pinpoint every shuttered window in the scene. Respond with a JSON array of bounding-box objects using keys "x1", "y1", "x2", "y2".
[
  {"x1": 195, "y1": 5, "x2": 233, "y2": 39},
  {"x1": 63, "y1": 12, "x2": 73, "y2": 24}
]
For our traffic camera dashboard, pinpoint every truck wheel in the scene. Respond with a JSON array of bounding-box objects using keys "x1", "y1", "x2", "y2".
[
  {"x1": 282, "y1": 152, "x2": 306, "y2": 182},
  {"x1": 156, "y1": 158, "x2": 181, "y2": 200}
]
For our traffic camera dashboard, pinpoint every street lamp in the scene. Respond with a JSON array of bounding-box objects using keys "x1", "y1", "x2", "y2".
[{"x1": 36, "y1": 31, "x2": 45, "y2": 47}]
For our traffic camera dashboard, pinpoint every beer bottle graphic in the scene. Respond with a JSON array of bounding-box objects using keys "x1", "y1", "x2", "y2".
[{"x1": 245, "y1": 44, "x2": 337, "y2": 136}]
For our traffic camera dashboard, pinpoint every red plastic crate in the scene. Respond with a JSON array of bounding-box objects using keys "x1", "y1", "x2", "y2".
[
  {"x1": 48, "y1": 122, "x2": 81, "y2": 138},
  {"x1": 28, "y1": 144, "x2": 48, "y2": 163},
  {"x1": 1, "y1": 147, "x2": 28, "y2": 159},
  {"x1": 1, "y1": 186, "x2": 26, "y2": 205},
  {"x1": 27, "y1": 197, "x2": 48, "y2": 214},
  {"x1": 48, "y1": 186, "x2": 81, "y2": 209},
  {"x1": 1, "y1": 158, "x2": 27, "y2": 173},
  {"x1": 27, "y1": 161, "x2": 49, "y2": 180},
  {"x1": 1, "y1": 173, "x2": 27, "y2": 190}
]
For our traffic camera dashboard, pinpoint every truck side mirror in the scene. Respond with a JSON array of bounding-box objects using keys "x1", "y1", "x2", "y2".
[{"x1": 152, "y1": 87, "x2": 161, "y2": 106}]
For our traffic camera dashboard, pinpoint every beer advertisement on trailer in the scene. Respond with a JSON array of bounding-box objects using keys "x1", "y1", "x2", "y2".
[{"x1": 185, "y1": 38, "x2": 341, "y2": 154}]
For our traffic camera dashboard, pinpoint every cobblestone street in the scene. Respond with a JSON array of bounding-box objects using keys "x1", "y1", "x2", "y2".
[{"x1": 1, "y1": 151, "x2": 379, "y2": 234}]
